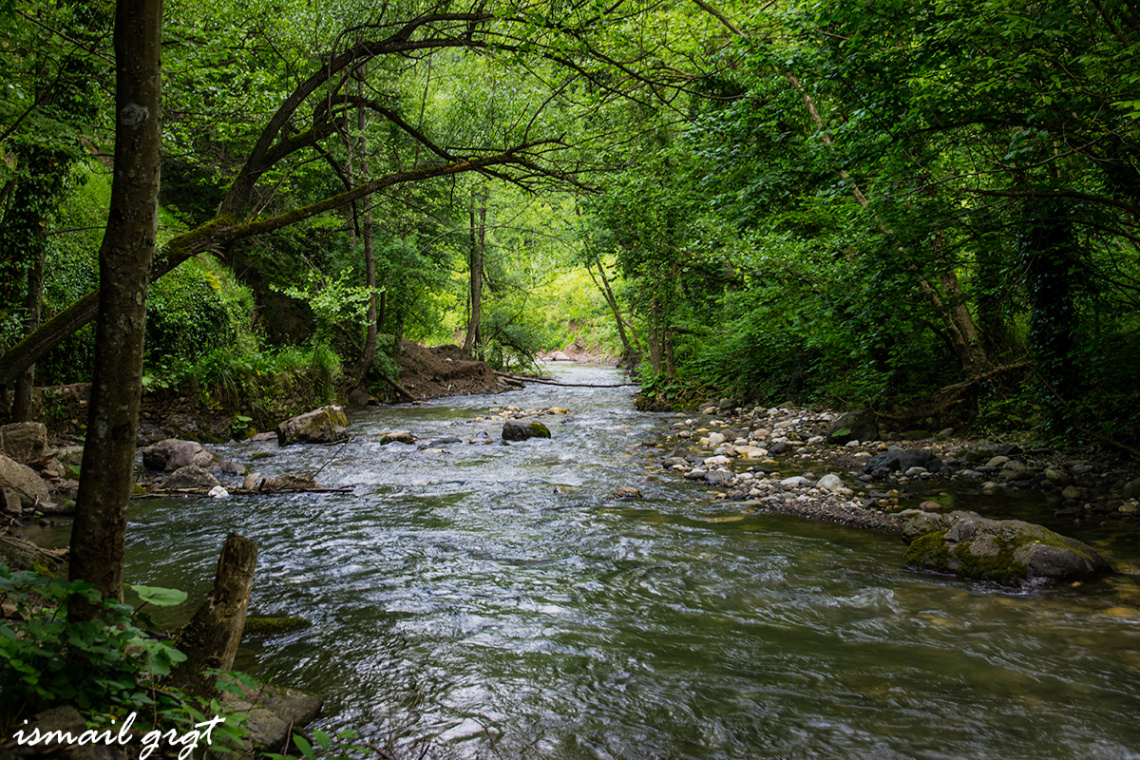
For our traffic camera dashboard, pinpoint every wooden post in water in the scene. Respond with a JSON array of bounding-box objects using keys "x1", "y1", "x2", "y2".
[{"x1": 171, "y1": 532, "x2": 258, "y2": 695}]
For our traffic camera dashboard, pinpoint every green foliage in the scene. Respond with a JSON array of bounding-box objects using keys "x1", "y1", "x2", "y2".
[
  {"x1": 265, "y1": 728, "x2": 373, "y2": 760},
  {"x1": 0, "y1": 567, "x2": 187, "y2": 724}
]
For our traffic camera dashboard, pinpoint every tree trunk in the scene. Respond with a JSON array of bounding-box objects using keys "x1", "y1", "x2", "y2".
[
  {"x1": 68, "y1": 0, "x2": 163, "y2": 617},
  {"x1": 462, "y1": 181, "x2": 487, "y2": 356},
  {"x1": 587, "y1": 256, "x2": 640, "y2": 366},
  {"x1": 648, "y1": 297, "x2": 663, "y2": 374},
  {"x1": 12, "y1": 244, "x2": 45, "y2": 422},
  {"x1": 357, "y1": 77, "x2": 379, "y2": 383},
  {"x1": 170, "y1": 532, "x2": 258, "y2": 695}
]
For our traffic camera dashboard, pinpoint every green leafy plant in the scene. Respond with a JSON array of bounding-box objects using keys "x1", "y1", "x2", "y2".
[{"x1": 0, "y1": 567, "x2": 187, "y2": 728}]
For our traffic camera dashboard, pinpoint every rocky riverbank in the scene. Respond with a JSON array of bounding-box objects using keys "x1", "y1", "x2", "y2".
[{"x1": 644, "y1": 400, "x2": 1137, "y2": 586}]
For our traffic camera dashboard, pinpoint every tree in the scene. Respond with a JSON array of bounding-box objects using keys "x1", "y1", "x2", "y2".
[
  {"x1": 0, "y1": 0, "x2": 693, "y2": 387},
  {"x1": 68, "y1": 0, "x2": 162, "y2": 612}
]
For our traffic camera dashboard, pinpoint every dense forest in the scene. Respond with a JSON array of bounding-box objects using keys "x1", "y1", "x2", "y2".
[
  {"x1": 2, "y1": 0, "x2": 1140, "y2": 753},
  {"x1": 4, "y1": 0, "x2": 1140, "y2": 442}
]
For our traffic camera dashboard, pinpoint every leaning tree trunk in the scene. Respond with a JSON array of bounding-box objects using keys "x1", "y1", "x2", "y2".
[{"x1": 68, "y1": 0, "x2": 163, "y2": 617}]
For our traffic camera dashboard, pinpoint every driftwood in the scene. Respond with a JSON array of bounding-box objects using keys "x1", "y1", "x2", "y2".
[
  {"x1": 132, "y1": 486, "x2": 353, "y2": 499},
  {"x1": 493, "y1": 371, "x2": 638, "y2": 388},
  {"x1": 379, "y1": 372, "x2": 417, "y2": 401},
  {"x1": 170, "y1": 532, "x2": 258, "y2": 696}
]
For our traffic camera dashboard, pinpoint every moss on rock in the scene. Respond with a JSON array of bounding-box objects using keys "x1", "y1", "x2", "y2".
[{"x1": 243, "y1": 616, "x2": 312, "y2": 636}]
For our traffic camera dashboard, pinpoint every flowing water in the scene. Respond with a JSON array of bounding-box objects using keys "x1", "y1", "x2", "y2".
[{"x1": 117, "y1": 364, "x2": 1140, "y2": 760}]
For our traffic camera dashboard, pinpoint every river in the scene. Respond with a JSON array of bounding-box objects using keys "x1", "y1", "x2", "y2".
[{"x1": 120, "y1": 363, "x2": 1140, "y2": 760}]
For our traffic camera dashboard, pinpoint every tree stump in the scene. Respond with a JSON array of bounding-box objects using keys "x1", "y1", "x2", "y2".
[{"x1": 170, "y1": 532, "x2": 258, "y2": 695}]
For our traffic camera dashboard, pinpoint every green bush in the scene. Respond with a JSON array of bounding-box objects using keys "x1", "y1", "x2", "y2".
[{"x1": 0, "y1": 567, "x2": 186, "y2": 727}]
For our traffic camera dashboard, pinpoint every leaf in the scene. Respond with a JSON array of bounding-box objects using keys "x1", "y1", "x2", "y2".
[
  {"x1": 128, "y1": 584, "x2": 188, "y2": 607},
  {"x1": 291, "y1": 734, "x2": 315, "y2": 759}
]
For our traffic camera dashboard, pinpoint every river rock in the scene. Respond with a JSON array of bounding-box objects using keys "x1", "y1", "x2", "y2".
[
  {"x1": 707, "y1": 469, "x2": 734, "y2": 486},
  {"x1": 346, "y1": 387, "x2": 377, "y2": 406},
  {"x1": 142, "y1": 438, "x2": 219, "y2": 472},
  {"x1": 276, "y1": 406, "x2": 349, "y2": 446},
  {"x1": 380, "y1": 431, "x2": 415, "y2": 445},
  {"x1": 549, "y1": 351, "x2": 572, "y2": 361},
  {"x1": 243, "y1": 471, "x2": 264, "y2": 490},
  {"x1": 0, "y1": 422, "x2": 48, "y2": 465},
  {"x1": 1122, "y1": 477, "x2": 1140, "y2": 499},
  {"x1": 164, "y1": 465, "x2": 221, "y2": 490},
  {"x1": 1061, "y1": 485, "x2": 1082, "y2": 500},
  {"x1": 611, "y1": 486, "x2": 643, "y2": 498},
  {"x1": 826, "y1": 410, "x2": 878, "y2": 446},
  {"x1": 816, "y1": 474, "x2": 844, "y2": 493},
  {"x1": 903, "y1": 510, "x2": 1112, "y2": 587},
  {"x1": 502, "y1": 420, "x2": 551, "y2": 441},
  {"x1": 0, "y1": 453, "x2": 53, "y2": 511},
  {"x1": 781, "y1": 475, "x2": 813, "y2": 488},
  {"x1": 1001, "y1": 460, "x2": 1032, "y2": 480},
  {"x1": 862, "y1": 448, "x2": 940, "y2": 476},
  {"x1": 221, "y1": 681, "x2": 323, "y2": 755},
  {"x1": 261, "y1": 474, "x2": 321, "y2": 491}
]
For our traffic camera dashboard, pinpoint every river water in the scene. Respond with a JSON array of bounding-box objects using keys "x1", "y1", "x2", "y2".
[{"x1": 120, "y1": 364, "x2": 1140, "y2": 760}]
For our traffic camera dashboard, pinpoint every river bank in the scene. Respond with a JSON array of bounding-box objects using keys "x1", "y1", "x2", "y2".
[{"x1": 647, "y1": 401, "x2": 1140, "y2": 531}]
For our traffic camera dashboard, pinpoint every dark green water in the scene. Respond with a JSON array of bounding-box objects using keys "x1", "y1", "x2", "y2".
[{"x1": 120, "y1": 365, "x2": 1140, "y2": 760}]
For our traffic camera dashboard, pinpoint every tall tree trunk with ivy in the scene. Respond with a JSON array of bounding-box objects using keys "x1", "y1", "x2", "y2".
[
  {"x1": 463, "y1": 181, "x2": 487, "y2": 357},
  {"x1": 69, "y1": 0, "x2": 163, "y2": 617}
]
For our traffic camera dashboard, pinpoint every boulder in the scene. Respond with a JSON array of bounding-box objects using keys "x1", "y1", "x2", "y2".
[
  {"x1": 0, "y1": 422, "x2": 48, "y2": 465},
  {"x1": 346, "y1": 387, "x2": 377, "y2": 406},
  {"x1": 261, "y1": 474, "x2": 320, "y2": 491},
  {"x1": 242, "y1": 472, "x2": 264, "y2": 490},
  {"x1": 826, "y1": 410, "x2": 878, "y2": 445},
  {"x1": 862, "y1": 448, "x2": 940, "y2": 476},
  {"x1": 816, "y1": 473, "x2": 845, "y2": 493},
  {"x1": 141, "y1": 439, "x2": 218, "y2": 472},
  {"x1": 707, "y1": 469, "x2": 735, "y2": 486},
  {"x1": 380, "y1": 431, "x2": 415, "y2": 445},
  {"x1": 549, "y1": 351, "x2": 572, "y2": 361},
  {"x1": 611, "y1": 486, "x2": 643, "y2": 498},
  {"x1": 221, "y1": 681, "x2": 323, "y2": 755},
  {"x1": 1122, "y1": 477, "x2": 1140, "y2": 500},
  {"x1": 502, "y1": 420, "x2": 551, "y2": 441},
  {"x1": 276, "y1": 406, "x2": 349, "y2": 446},
  {"x1": 164, "y1": 465, "x2": 221, "y2": 490},
  {"x1": 0, "y1": 453, "x2": 53, "y2": 510},
  {"x1": 903, "y1": 510, "x2": 1112, "y2": 587}
]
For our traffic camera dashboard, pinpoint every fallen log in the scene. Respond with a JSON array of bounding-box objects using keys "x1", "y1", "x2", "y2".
[
  {"x1": 493, "y1": 371, "x2": 638, "y2": 388},
  {"x1": 131, "y1": 486, "x2": 354, "y2": 499},
  {"x1": 379, "y1": 372, "x2": 417, "y2": 401}
]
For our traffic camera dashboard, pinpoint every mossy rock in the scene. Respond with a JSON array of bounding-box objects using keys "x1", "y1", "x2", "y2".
[
  {"x1": 903, "y1": 510, "x2": 1112, "y2": 587},
  {"x1": 250, "y1": 452, "x2": 276, "y2": 461},
  {"x1": 243, "y1": 616, "x2": 312, "y2": 636},
  {"x1": 502, "y1": 420, "x2": 551, "y2": 441}
]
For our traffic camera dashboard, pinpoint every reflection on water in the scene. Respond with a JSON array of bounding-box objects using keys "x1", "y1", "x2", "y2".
[{"x1": 116, "y1": 364, "x2": 1140, "y2": 760}]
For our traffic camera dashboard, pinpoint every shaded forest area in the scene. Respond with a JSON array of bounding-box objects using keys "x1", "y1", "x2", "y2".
[{"x1": 1, "y1": 0, "x2": 1140, "y2": 749}]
